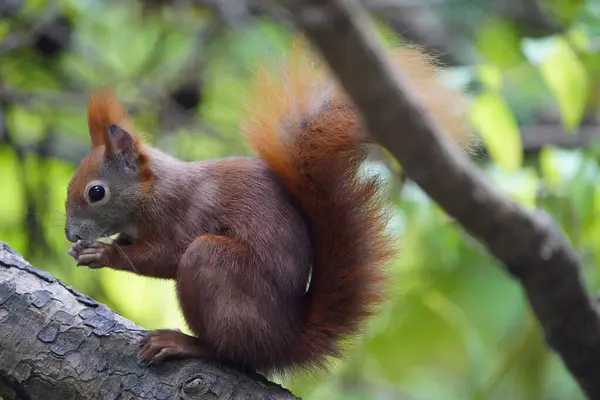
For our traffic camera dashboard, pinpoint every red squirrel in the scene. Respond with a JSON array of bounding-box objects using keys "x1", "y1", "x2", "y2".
[{"x1": 64, "y1": 41, "x2": 472, "y2": 374}]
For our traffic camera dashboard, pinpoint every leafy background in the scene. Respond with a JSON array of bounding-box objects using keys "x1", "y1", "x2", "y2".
[{"x1": 1, "y1": 0, "x2": 599, "y2": 399}]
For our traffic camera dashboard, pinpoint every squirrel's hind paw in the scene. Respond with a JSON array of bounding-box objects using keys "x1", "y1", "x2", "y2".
[{"x1": 138, "y1": 329, "x2": 209, "y2": 364}]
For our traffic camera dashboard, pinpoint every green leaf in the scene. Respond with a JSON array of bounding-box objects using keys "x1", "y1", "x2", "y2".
[
  {"x1": 6, "y1": 106, "x2": 45, "y2": 143},
  {"x1": 477, "y1": 65, "x2": 503, "y2": 92},
  {"x1": 565, "y1": 26, "x2": 589, "y2": 51},
  {"x1": 0, "y1": 21, "x2": 10, "y2": 40},
  {"x1": 0, "y1": 145, "x2": 26, "y2": 244},
  {"x1": 538, "y1": 147, "x2": 562, "y2": 190},
  {"x1": 100, "y1": 270, "x2": 189, "y2": 332},
  {"x1": 546, "y1": 0, "x2": 586, "y2": 26},
  {"x1": 21, "y1": 0, "x2": 48, "y2": 16},
  {"x1": 422, "y1": 290, "x2": 487, "y2": 391},
  {"x1": 488, "y1": 166, "x2": 539, "y2": 207},
  {"x1": 565, "y1": 160, "x2": 596, "y2": 241},
  {"x1": 476, "y1": 17, "x2": 525, "y2": 69},
  {"x1": 534, "y1": 36, "x2": 589, "y2": 131},
  {"x1": 469, "y1": 91, "x2": 523, "y2": 171}
]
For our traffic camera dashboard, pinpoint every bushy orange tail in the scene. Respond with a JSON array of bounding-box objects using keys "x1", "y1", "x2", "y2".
[{"x1": 241, "y1": 40, "x2": 473, "y2": 370}]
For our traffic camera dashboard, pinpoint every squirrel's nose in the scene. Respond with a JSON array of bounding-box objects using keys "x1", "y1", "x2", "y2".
[{"x1": 65, "y1": 228, "x2": 81, "y2": 243}]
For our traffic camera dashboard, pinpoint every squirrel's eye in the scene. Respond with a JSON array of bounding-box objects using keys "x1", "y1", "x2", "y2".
[{"x1": 88, "y1": 185, "x2": 106, "y2": 203}]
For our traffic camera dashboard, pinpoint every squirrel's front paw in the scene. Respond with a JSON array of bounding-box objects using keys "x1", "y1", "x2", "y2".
[{"x1": 68, "y1": 240, "x2": 108, "y2": 269}]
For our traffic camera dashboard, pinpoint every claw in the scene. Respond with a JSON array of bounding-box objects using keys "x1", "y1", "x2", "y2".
[
  {"x1": 68, "y1": 240, "x2": 108, "y2": 268},
  {"x1": 137, "y1": 329, "x2": 207, "y2": 364}
]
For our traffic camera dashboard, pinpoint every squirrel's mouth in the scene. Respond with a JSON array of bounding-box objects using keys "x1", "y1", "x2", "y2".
[
  {"x1": 98, "y1": 232, "x2": 136, "y2": 246},
  {"x1": 96, "y1": 224, "x2": 138, "y2": 245},
  {"x1": 115, "y1": 233, "x2": 136, "y2": 245}
]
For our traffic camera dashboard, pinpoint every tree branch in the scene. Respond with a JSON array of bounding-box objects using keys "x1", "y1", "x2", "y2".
[
  {"x1": 0, "y1": 242, "x2": 299, "y2": 400},
  {"x1": 520, "y1": 124, "x2": 600, "y2": 153},
  {"x1": 361, "y1": 0, "x2": 474, "y2": 66},
  {"x1": 275, "y1": 0, "x2": 600, "y2": 398}
]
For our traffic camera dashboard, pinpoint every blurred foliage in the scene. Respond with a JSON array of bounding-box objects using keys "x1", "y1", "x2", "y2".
[{"x1": 1, "y1": 0, "x2": 600, "y2": 399}]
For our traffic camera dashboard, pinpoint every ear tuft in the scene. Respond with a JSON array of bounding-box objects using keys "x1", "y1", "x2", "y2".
[{"x1": 87, "y1": 88, "x2": 138, "y2": 150}]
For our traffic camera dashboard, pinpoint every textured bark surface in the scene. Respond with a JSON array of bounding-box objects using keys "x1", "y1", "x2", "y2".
[{"x1": 0, "y1": 242, "x2": 299, "y2": 400}]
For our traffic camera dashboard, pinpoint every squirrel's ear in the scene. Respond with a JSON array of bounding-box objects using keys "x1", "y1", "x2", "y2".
[{"x1": 106, "y1": 124, "x2": 138, "y2": 171}]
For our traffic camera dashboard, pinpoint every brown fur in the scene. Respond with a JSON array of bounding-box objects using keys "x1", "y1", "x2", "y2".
[
  {"x1": 65, "y1": 41, "x2": 474, "y2": 375},
  {"x1": 67, "y1": 147, "x2": 105, "y2": 207}
]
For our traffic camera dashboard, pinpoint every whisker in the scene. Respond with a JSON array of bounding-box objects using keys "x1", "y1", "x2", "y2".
[
  {"x1": 26, "y1": 211, "x2": 64, "y2": 222},
  {"x1": 50, "y1": 208, "x2": 66, "y2": 216},
  {"x1": 104, "y1": 235, "x2": 138, "y2": 273},
  {"x1": 26, "y1": 213, "x2": 65, "y2": 224}
]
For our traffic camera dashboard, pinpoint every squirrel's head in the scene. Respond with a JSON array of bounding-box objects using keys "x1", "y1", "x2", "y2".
[{"x1": 64, "y1": 89, "x2": 153, "y2": 243}]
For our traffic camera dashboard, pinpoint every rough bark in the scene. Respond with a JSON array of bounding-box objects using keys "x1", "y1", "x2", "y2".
[
  {"x1": 275, "y1": 0, "x2": 600, "y2": 398},
  {"x1": 0, "y1": 242, "x2": 299, "y2": 400}
]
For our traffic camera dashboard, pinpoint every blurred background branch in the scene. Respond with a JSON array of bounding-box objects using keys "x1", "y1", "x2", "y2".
[{"x1": 276, "y1": 0, "x2": 600, "y2": 398}]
